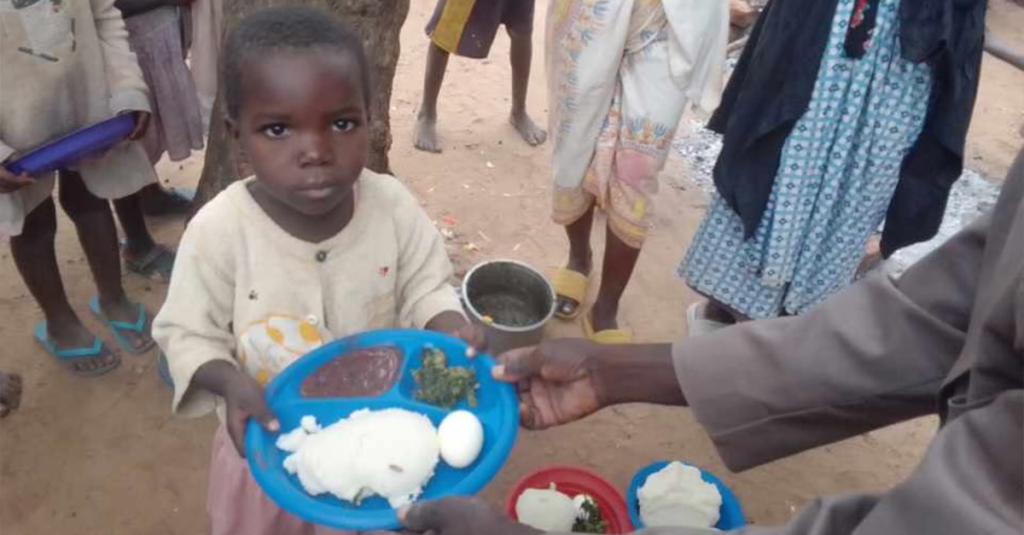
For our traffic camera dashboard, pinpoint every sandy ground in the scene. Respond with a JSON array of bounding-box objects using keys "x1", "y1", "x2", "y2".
[{"x1": 1, "y1": 2, "x2": 1022, "y2": 534}]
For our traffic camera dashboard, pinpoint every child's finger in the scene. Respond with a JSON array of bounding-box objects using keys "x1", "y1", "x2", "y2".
[{"x1": 247, "y1": 397, "x2": 280, "y2": 433}]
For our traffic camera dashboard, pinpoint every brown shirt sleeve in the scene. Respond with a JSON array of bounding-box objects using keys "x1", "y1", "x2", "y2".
[{"x1": 672, "y1": 212, "x2": 990, "y2": 472}]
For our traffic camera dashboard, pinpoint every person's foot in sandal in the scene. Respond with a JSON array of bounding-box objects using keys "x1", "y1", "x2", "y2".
[
  {"x1": 122, "y1": 241, "x2": 176, "y2": 281},
  {"x1": 90, "y1": 296, "x2": 155, "y2": 354},
  {"x1": 554, "y1": 254, "x2": 592, "y2": 319},
  {"x1": 36, "y1": 317, "x2": 120, "y2": 376},
  {"x1": 0, "y1": 372, "x2": 23, "y2": 417},
  {"x1": 139, "y1": 184, "x2": 195, "y2": 217}
]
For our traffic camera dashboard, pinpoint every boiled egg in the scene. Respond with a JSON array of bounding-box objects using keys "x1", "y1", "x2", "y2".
[{"x1": 437, "y1": 410, "x2": 484, "y2": 468}]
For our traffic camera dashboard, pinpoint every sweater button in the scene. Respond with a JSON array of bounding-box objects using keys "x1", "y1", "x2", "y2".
[{"x1": 316, "y1": 250, "x2": 328, "y2": 262}]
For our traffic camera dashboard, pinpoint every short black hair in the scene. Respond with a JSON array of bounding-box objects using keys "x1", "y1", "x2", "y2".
[{"x1": 220, "y1": 6, "x2": 373, "y2": 119}]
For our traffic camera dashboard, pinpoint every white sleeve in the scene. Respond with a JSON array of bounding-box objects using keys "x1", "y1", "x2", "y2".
[
  {"x1": 91, "y1": 0, "x2": 151, "y2": 114},
  {"x1": 152, "y1": 210, "x2": 238, "y2": 418},
  {"x1": 391, "y1": 182, "x2": 463, "y2": 329}
]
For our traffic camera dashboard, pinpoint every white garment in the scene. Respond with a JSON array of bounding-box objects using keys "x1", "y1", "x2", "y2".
[
  {"x1": 153, "y1": 170, "x2": 464, "y2": 420},
  {"x1": 0, "y1": 0, "x2": 156, "y2": 237}
]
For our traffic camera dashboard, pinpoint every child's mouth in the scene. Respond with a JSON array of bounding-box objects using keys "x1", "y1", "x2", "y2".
[{"x1": 299, "y1": 185, "x2": 337, "y2": 201}]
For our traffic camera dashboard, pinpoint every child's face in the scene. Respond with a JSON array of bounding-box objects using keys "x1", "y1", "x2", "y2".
[{"x1": 231, "y1": 50, "x2": 369, "y2": 217}]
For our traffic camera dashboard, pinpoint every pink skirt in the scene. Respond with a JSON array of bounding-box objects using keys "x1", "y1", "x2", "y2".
[{"x1": 207, "y1": 425, "x2": 354, "y2": 535}]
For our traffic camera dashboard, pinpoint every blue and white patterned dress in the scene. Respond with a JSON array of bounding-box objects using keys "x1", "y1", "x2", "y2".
[{"x1": 679, "y1": 0, "x2": 932, "y2": 319}]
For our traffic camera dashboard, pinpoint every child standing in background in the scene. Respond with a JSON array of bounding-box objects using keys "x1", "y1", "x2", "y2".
[
  {"x1": 152, "y1": 8, "x2": 484, "y2": 534},
  {"x1": 415, "y1": 0, "x2": 546, "y2": 153},
  {"x1": 1, "y1": 0, "x2": 159, "y2": 376},
  {"x1": 112, "y1": 0, "x2": 206, "y2": 280}
]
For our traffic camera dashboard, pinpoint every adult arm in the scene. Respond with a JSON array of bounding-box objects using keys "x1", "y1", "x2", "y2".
[
  {"x1": 675, "y1": 208, "x2": 988, "y2": 471},
  {"x1": 381, "y1": 390, "x2": 1021, "y2": 535}
]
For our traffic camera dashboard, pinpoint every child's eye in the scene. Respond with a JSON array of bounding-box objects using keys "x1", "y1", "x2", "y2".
[
  {"x1": 262, "y1": 124, "x2": 289, "y2": 138},
  {"x1": 333, "y1": 119, "x2": 357, "y2": 132}
]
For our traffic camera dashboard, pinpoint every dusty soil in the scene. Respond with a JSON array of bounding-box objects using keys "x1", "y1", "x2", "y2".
[{"x1": 1, "y1": 2, "x2": 1021, "y2": 534}]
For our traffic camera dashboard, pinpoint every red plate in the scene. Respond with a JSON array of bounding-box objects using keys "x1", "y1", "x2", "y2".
[{"x1": 505, "y1": 465, "x2": 633, "y2": 534}]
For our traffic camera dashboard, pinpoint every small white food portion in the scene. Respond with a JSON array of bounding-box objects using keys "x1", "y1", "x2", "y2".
[
  {"x1": 276, "y1": 409, "x2": 440, "y2": 508},
  {"x1": 515, "y1": 484, "x2": 578, "y2": 532},
  {"x1": 639, "y1": 462, "x2": 722, "y2": 528},
  {"x1": 437, "y1": 410, "x2": 484, "y2": 469}
]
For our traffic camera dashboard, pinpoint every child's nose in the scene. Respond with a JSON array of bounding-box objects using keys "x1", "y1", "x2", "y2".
[{"x1": 298, "y1": 133, "x2": 332, "y2": 166}]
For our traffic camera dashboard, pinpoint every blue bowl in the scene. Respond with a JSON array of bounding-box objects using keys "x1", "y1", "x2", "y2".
[
  {"x1": 245, "y1": 329, "x2": 519, "y2": 531},
  {"x1": 627, "y1": 461, "x2": 746, "y2": 531},
  {"x1": 4, "y1": 114, "x2": 136, "y2": 176}
]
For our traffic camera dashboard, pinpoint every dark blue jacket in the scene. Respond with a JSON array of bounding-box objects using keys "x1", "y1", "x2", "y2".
[{"x1": 708, "y1": 0, "x2": 987, "y2": 256}]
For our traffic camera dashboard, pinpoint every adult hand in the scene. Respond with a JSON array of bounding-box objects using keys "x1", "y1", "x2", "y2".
[
  {"x1": 0, "y1": 165, "x2": 32, "y2": 194},
  {"x1": 223, "y1": 370, "x2": 279, "y2": 457},
  {"x1": 128, "y1": 111, "x2": 151, "y2": 141},
  {"x1": 494, "y1": 339, "x2": 604, "y2": 430},
  {"x1": 365, "y1": 496, "x2": 541, "y2": 535}
]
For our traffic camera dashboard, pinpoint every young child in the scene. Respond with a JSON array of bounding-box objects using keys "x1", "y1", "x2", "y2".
[
  {"x1": 152, "y1": 8, "x2": 484, "y2": 534},
  {"x1": 414, "y1": 0, "x2": 547, "y2": 153},
  {"x1": 1, "y1": 0, "x2": 159, "y2": 376},
  {"x1": 112, "y1": 0, "x2": 208, "y2": 281}
]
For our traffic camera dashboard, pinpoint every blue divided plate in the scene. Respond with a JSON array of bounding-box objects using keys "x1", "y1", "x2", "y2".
[
  {"x1": 245, "y1": 329, "x2": 519, "y2": 531},
  {"x1": 4, "y1": 114, "x2": 136, "y2": 176},
  {"x1": 627, "y1": 460, "x2": 746, "y2": 530}
]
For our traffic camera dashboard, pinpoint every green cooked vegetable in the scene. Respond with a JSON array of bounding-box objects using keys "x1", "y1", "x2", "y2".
[
  {"x1": 412, "y1": 347, "x2": 479, "y2": 408},
  {"x1": 573, "y1": 496, "x2": 607, "y2": 533}
]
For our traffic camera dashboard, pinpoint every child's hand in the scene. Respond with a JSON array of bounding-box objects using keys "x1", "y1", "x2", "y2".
[
  {"x1": 127, "y1": 111, "x2": 151, "y2": 141},
  {"x1": 452, "y1": 322, "x2": 487, "y2": 357},
  {"x1": 193, "y1": 360, "x2": 280, "y2": 457},
  {"x1": 426, "y1": 311, "x2": 488, "y2": 357},
  {"x1": 0, "y1": 166, "x2": 32, "y2": 194},
  {"x1": 223, "y1": 371, "x2": 279, "y2": 457}
]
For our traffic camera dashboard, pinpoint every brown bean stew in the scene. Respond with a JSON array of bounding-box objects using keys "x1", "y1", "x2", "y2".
[{"x1": 301, "y1": 346, "x2": 403, "y2": 398}]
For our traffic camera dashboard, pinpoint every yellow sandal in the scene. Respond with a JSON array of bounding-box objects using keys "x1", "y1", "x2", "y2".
[
  {"x1": 583, "y1": 314, "x2": 633, "y2": 344},
  {"x1": 552, "y1": 267, "x2": 590, "y2": 320}
]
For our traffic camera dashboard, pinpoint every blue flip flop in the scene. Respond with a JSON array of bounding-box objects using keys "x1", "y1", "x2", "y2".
[
  {"x1": 34, "y1": 322, "x2": 120, "y2": 377},
  {"x1": 88, "y1": 296, "x2": 155, "y2": 355}
]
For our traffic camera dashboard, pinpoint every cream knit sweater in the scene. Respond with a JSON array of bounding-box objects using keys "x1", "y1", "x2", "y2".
[{"x1": 153, "y1": 171, "x2": 464, "y2": 419}]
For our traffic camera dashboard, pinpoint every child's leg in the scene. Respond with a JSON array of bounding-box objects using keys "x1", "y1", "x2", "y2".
[
  {"x1": 414, "y1": 42, "x2": 450, "y2": 154},
  {"x1": 556, "y1": 203, "x2": 596, "y2": 317},
  {"x1": 507, "y1": 26, "x2": 547, "y2": 147},
  {"x1": 589, "y1": 225, "x2": 641, "y2": 331},
  {"x1": 9, "y1": 197, "x2": 118, "y2": 372},
  {"x1": 58, "y1": 171, "x2": 152, "y2": 350},
  {"x1": 113, "y1": 193, "x2": 175, "y2": 280}
]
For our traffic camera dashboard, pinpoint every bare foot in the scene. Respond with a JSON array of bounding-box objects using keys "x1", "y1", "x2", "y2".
[
  {"x1": 0, "y1": 372, "x2": 22, "y2": 417},
  {"x1": 510, "y1": 112, "x2": 548, "y2": 147},
  {"x1": 414, "y1": 115, "x2": 443, "y2": 153},
  {"x1": 47, "y1": 318, "x2": 120, "y2": 375},
  {"x1": 99, "y1": 297, "x2": 154, "y2": 353}
]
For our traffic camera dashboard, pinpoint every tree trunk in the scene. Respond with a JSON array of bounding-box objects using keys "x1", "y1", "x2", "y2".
[{"x1": 193, "y1": 0, "x2": 410, "y2": 210}]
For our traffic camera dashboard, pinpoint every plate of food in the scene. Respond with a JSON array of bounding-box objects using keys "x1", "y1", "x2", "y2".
[
  {"x1": 245, "y1": 329, "x2": 519, "y2": 531},
  {"x1": 627, "y1": 461, "x2": 746, "y2": 531},
  {"x1": 4, "y1": 114, "x2": 136, "y2": 176},
  {"x1": 506, "y1": 465, "x2": 633, "y2": 534}
]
